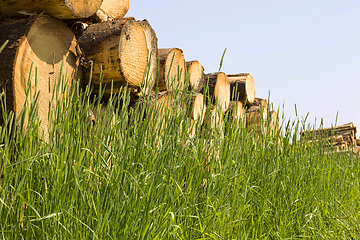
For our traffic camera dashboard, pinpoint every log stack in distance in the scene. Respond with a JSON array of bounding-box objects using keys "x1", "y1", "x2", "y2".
[
  {"x1": 0, "y1": 0, "x2": 102, "y2": 19},
  {"x1": 0, "y1": 14, "x2": 79, "y2": 134}
]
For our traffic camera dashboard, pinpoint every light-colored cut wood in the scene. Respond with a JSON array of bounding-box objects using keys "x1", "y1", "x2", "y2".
[
  {"x1": 79, "y1": 19, "x2": 148, "y2": 96},
  {"x1": 227, "y1": 73, "x2": 255, "y2": 104},
  {"x1": 0, "y1": 0, "x2": 102, "y2": 19},
  {"x1": 190, "y1": 93, "x2": 206, "y2": 123},
  {"x1": 188, "y1": 93, "x2": 206, "y2": 137},
  {"x1": 157, "y1": 48, "x2": 186, "y2": 92},
  {"x1": 0, "y1": 14, "x2": 79, "y2": 135},
  {"x1": 186, "y1": 61, "x2": 204, "y2": 93},
  {"x1": 203, "y1": 72, "x2": 230, "y2": 113},
  {"x1": 139, "y1": 19, "x2": 158, "y2": 95},
  {"x1": 92, "y1": 0, "x2": 129, "y2": 22}
]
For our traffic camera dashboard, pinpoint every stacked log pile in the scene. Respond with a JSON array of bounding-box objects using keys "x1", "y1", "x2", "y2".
[
  {"x1": 0, "y1": 0, "x2": 286, "y2": 141},
  {"x1": 300, "y1": 123, "x2": 360, "y2": 154}
]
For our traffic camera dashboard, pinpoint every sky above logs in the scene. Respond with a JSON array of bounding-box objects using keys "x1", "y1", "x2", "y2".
[{"x1": 128, "y1": 0, "x2": 360, "y2": 135}]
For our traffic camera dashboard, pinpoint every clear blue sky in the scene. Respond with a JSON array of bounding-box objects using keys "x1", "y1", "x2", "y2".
[{"x1": 128, "y1": 0, "x2": 360, "y2": 135}]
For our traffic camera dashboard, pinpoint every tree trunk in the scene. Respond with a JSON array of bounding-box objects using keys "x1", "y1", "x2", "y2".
[
  {"x1": 157, "y1": 48, "x2": 186, "y2": 92},
  {"x1": 0, "y1": 14, "x2": 79, "y2": 135},
  {"x1": 78, "y1": 19, "x2": 149, "y2": 97},
  {"x1": 203, "y1": 72, "x2": 230, "y2": 113},
  {"x1": 91, "y1": 0, "x2": 129, "y2": 22},
  {"x1": 227, "y1": 73, "x2": 255, "y2": 104},
  {"x1": 186, "y1": 61, "x2": 204, "y2": 93},
  {"x1": 138, "y1": 19, "x2": 158, "y2": 95},
  {"x1": 0, "y1": 0, "x2": 102, "y2": 19}
]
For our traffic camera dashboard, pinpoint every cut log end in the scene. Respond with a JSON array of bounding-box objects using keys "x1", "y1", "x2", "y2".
[
  {"x1": 138, "y1": 19, "x2": 158, "y2": 95},
  {"x1": 228, "y1": 73, "x2": 255, "y2": 104},
  {"x1": 119, "y1": 20, "x2": 149, "y2": 86},
  {"x1": 98, "y1": 0, "x2": 129, "y2": 20},
  {"x1": 158, "y1": 48, "x2": 186, "y2": 92},
  {"x1": 213, "y1": 72, "x2": 230, "y2": 112},
  {"x1": 191, "y1": 93, "x2": 206, "y2": 124},
  {"x1": 187, "y1": 61, "x2": 204, "y2": 93},
  {"x1": 0, "y1": 14, "x2": 79, "y2": 135}
]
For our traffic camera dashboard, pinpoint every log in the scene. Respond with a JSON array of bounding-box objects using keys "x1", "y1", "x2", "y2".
[
  {"x1": 157, "y1": 48, "x2": 186, "y2": 92},
  {"x1": 225, "y1": 101, "x2": 245, "y2": 121},
  {"x1": 245, "y1": 98, "x2": 268, "y2": 135},
  {"x1": 78, "y1": 19, "x2": 149, "y2": 97},
  {"x1": 301, "y1": 122, "x2": 357, "y2": 137},
  {"x1": 202, "y1": 105, "x2": 224, "y2": 136},
  {"x1": 246, "y1": 111, "x2": 264, "y2": 135},
  {"x1": 138, "y1": 19, "x2": 158, "y2": 95},
  {"x1": 92, "y1": 0, "x2": 129, "y2": 22},
  {"x1": 247, "y1": 98, "x2": 268, "y2": 115},
  {"x1": 186, "y1": 61, "x2": 204, "y2": 93},
  {"x1": 0, "y1": 0, "x2": 102, "y2": 19},
  {"x1": 0, "y1": 14, "x2": 79, "y2": 134},
  {"x1": 268, "y1": 110, "x2": 279, "y2": 135},
  {"x1": 203, "y1": 72, "x2": 230, "y2": 113},
  {"x1": 227, "y1": 73, "x2": 255, "y2": 104},
  {"x1": 188, "y1": 93, "x2": 206, "y2": 137},
  {"x1": 357, "y1": 139, "x2": 360, "y2": 146}
]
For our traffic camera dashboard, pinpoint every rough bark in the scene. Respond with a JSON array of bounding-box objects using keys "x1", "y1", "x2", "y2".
[
  {"x1": 186, "y1": 61, "x2": 204, "y2": 93},
  {"x1": 203, "y1": 72, "x2": 230, "y2": 113},
  {"x1": 0, "y1": 14, "x2": 79, "y2": 135},
  {"x1": 157, "y1": 48, "x2": 186, "y2": 92},
  {"x1": 0, "y1": 0, "x2": 102, "y2": 19},
  {"x1": 227, "y1": 73, "x2": 255, "y2": 104}
]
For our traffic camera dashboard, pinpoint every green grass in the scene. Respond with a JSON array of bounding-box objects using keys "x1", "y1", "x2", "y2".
[{"x1": 0, "y1": 59, "x2": 360, "y2": 239}]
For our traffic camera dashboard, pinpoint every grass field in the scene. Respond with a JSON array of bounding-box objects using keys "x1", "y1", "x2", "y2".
[{"x1": 0, "y1": 55, "x2": 360, "y2": 239}]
